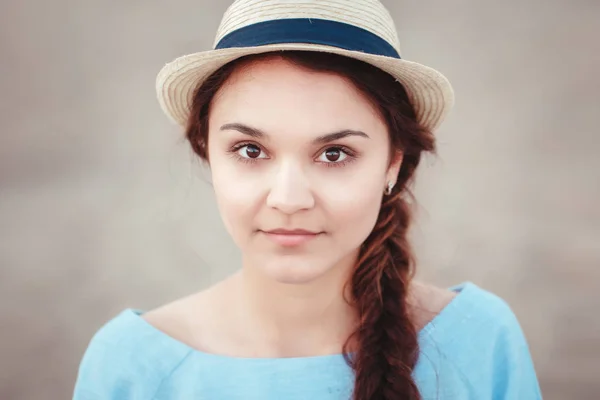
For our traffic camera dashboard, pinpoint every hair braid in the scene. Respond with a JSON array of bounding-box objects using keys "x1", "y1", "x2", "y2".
[{"x1": 344, "y1": 154, "x2": 422, "y2": 400}]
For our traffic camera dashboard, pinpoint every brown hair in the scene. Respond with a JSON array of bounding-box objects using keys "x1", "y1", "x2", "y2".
[{"x1": 185, "y1": 51, "x2": 435, "y2": 400}]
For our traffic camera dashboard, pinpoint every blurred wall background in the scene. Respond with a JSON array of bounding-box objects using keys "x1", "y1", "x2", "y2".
[{"x1": 1, "y1": 0, "x2": 598, "y2": 399}]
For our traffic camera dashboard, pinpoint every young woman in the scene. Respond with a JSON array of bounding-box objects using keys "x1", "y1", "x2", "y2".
[{"x1": 74, "y1": 1, "x2": 542, "y2": 399}]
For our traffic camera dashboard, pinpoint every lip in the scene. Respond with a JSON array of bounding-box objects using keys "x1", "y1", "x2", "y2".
[{"x1": 260, "y1": 229, "x2": 322, "y2": 246}]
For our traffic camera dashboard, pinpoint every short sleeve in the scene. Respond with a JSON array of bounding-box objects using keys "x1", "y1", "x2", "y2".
[
  {"x1": 73, "y1": 324, "x2": 157, "y2": 399},
  {"x1": 72, "y1": 309, "x2": 192, "y2": 400},
  {"x1": 417, "y1": 283, "x2": 544, "y2": 399},
  {"x1": 491, "y1": 305, "x2": 543, "y2": 400}
]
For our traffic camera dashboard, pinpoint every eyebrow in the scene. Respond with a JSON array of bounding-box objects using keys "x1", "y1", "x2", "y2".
[{"x1": 220, "y1": 123, "x2": 370, "y2": 144}]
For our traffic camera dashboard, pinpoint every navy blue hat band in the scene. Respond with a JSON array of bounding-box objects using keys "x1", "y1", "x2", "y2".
[{"x1": 215, "y1": 18, "x2": 401, "y2": 59}]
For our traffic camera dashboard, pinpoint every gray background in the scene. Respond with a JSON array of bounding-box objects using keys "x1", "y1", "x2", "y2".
[{"x1": 1, "y1": 0, "x2": 599, "y2": 399}]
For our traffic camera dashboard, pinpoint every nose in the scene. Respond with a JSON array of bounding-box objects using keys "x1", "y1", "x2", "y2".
[{"x1": 266, "y1": 160, "x2": 315, "y2": 214}]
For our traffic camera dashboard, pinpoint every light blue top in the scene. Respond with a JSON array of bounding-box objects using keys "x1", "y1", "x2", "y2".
[{"x1": 73, "y1": 282, "x2": 542, "y2": 399}]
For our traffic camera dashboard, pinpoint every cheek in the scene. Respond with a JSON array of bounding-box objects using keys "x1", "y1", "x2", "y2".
[
  {"x1": 331, "y1": 189, "x2": 382, "y2": 231},
  {"x1": 319, "y1": 171, "x2": 386, "y2": 244},
  {"x1": 210, "y1": 161, "x2": 264, "y2": 241}
]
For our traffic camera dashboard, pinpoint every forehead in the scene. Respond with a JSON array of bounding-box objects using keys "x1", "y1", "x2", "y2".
[{"x1": 208, "y1": 57, "x2": 387, "y2": 140}]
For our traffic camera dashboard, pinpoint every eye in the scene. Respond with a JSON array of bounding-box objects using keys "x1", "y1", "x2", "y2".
[
  {"x1": 316, "y1": 147, "x2": 349, "y2": 163},
  {"x1": 236, "y1": 143, "x2": 267, "y2": 159}
]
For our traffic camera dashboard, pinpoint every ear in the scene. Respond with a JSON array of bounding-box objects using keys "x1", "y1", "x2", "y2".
[{"x1": 386, "y1": 151, "x2": 404, "y2": 186}]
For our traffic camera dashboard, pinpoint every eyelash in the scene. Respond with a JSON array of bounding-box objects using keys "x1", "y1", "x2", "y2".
[
  {"x1": 227, "y1": 141, "x2": 358, "y2": 168},
  {"x1": 228, "y1": 142, "x2": 259, "y2": 165}
]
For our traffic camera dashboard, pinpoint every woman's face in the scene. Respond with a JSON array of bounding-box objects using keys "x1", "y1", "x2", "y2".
[{"x1": 207, "y1": 57, "x2": 402, "y2": 284}]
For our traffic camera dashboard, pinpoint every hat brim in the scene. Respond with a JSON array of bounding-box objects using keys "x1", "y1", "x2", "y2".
[{"x1": 156, "y1": 43, "x2": 454, "y2": 132}]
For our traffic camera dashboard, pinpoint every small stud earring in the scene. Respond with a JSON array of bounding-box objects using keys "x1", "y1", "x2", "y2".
[{"x1": 385, "y1": 181, "x2": 394, "y2": 195}]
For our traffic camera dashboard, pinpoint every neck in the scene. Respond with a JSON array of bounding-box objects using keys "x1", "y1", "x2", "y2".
[{"x1": 232, "y1": 253, "x2": 358, "y2": 357}]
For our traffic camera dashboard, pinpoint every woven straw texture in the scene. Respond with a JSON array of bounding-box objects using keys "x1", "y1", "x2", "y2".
[
  {"x1": 156, "y1": 0, "x2": 454, "y2": 132},
  {"x1": 215, "y1": 0, "x2": 400, "y2": 50}
]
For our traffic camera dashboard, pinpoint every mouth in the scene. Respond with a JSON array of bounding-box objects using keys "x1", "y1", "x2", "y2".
[{"x1": 259, "y1": 228, "x2": 323, "y2": 247}]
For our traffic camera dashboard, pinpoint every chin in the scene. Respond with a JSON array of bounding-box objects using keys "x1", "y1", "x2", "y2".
[{"x1": 259, "y1": 255, "x2": 333, "y2": 285}]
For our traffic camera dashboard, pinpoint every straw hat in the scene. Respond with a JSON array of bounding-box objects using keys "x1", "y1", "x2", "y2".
[{"x1": 156, "y1": 0, "x2": 454, "y2": 132}]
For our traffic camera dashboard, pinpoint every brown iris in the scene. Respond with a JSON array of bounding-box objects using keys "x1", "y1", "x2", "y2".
[
  {"x1": 324, "y1": 148, "x2": 341, "y2": 162},
  {"x1": 245, "y1": 144, "x2": 261, "y2": 158}
]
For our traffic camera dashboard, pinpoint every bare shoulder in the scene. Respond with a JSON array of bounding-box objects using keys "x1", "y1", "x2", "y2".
[
  {"x1": 408, "y1": 280, "x2": 457, "y2": 332},
  {"x1": 142, "y1": 273, "x2": 243, "y2": 353},
  {"x1": 141, "y1": 285, "x2": 222, "y2": 349},
  {"x1": 141, "y1": 295, "x2": 198, "y2": 347}
]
